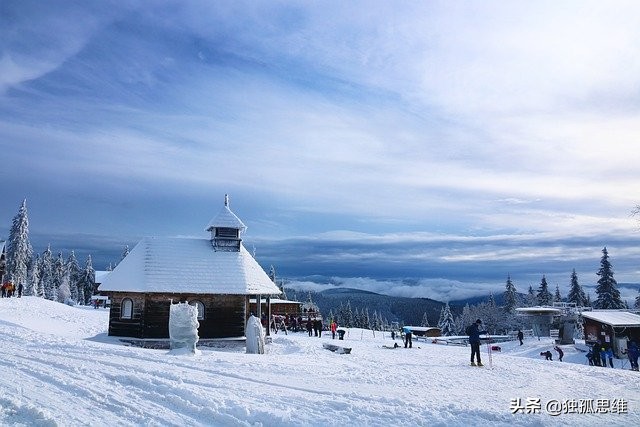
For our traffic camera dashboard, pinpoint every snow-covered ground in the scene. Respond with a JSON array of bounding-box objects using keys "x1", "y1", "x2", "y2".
[{"x1": 0, "y1": 297, "x2": 638, "y2": 426}]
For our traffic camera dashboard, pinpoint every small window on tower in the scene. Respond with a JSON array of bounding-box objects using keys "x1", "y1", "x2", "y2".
[{"x1": 215, "y1": 228, "x2": 238, "y2": 238}]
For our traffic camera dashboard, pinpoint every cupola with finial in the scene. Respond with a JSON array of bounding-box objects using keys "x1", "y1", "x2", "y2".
[{"x1": 205, "y1": 194, "x2": 247, "y2": 251}]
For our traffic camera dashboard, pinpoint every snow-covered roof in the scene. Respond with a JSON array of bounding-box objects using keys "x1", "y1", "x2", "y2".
[
  {"x1": 205, "y1": 196, "x2": 247, "y2": 232},
  {"x1": 94, "y1": 271, "x2": 111, "y2": 283},
  {"x1": 516, "y1": 307, "x2": 562, "y2": 315},
  {"x1": 580, "y1": 310, "x2": 640, "y2": 327},
  {"x1": 405, "y1": 326, "x2": 440, "y2": 332},
  {"x1": 98, "y1": 237, "x2": 280, "y2": 295}
]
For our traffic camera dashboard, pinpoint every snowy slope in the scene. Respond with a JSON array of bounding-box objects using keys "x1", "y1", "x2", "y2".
[{"x1": 0, "y1": 297, "x2": 638, "y2": 426}]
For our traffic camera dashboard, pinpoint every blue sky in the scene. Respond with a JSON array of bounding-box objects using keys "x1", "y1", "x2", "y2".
[{"x1": 2, "y1": 1, "x2": 640, "y2": 303}]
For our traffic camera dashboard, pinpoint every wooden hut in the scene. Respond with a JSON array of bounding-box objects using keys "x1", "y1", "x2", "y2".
[
  {"x1": 98, "y1": 196, "x2": 281, "y2": 346},
  {"x1": 581, "y1": 310, "x2": 640, "y2": 357}
]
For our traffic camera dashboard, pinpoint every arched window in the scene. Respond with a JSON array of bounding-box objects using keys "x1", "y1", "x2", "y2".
[
  {"x1": 121, "y1": 298, "x2": 133, "y2": 319},
  {"x1": 189, "y1": 300, "x2": 205, "y2": 320}
]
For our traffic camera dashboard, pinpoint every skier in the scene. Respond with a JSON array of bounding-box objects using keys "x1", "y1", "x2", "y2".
[
  {"x1": 402, "y1": 326, "x2": 412, "y2": 348},
  {"x1": 517, "y1": 329, "x2": 524, "y2": 346},
  {"x1": 467, "y1": 319, "x2": 487, "y2": 366},
  {"x1": 17, "y1": 283, "x2": 23, "y2": 298},
  {"x1": 330, "y1": 320, "x2": 337, "y2": 339},
  {"x1": 554, "y1": 345, "x2": 564, "y2": 362}
]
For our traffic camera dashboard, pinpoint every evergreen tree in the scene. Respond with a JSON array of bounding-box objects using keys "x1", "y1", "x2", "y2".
[
  {"x1": 635, "y1": 288, "x2": 640, "y2": 309},
  {"x1": 371, "y1": 310, "x2": 380, "y2": 330},
  {"x1": 343, "y1": 300, "x2": 353, "y2": 327},
  {"x1": 121, "y1": 245, "x2": 130, "y2": 262},
  {"x1": 554, "y1": 285, "x2": 562, "y2": 303},
  {"x1": 420, "y1": 311, "x2": 430, "y2": 327},
  {"x1": 567, "y1": 269, "x2": 587, "y2": 307},
  {"x1": 526, "y1": 285, "x2": 537, "y2": 307},
  {"x1": 364, "y1": 307, "x2": 371, "y2": 329},
  {"x1": 455, "y1": 304, "x2": 474, "y2": 335},
  {"x1": 66, "y1": 251, "x2": 81, "y2": 303},
  {"x1": 483, "y1": 294, "x2": 501, "y2": 333},
  {"x1": 25, "y1": 256, "x2": 39, "y2": 296},
  {"x1": 503, "y1": 274, "x2": 519, "y2": 313},
  {"x1": 40, "y1": 245, "x2": 55, "y2": 300},
  {"x1": 78, "y1": 255, "x2": 96, "y2": 305},
  {"x1": 352, "y1": 307, "x2": 361, "y2": 328},
  {"x1": 437, "y1": 303, "x2": 456, "y2": 336},
  {"x1": 53, "y1": 252, "x2": 66, "y2": 302},
  {"x1": 5, "y1": 199, "x2": 33, "y2": 290},
  {"x1": 593, "y1": 247, "x2": 625, "y2": 309},
  {"x1": 537, "y1": 276, "x2": 553, "y2": 306},
  {"x1": 268, "y1": 265, "x2": 276, "y2": 282},
  {"x1": 585, "y1": 292, "x2": 592, "y2": 307}
]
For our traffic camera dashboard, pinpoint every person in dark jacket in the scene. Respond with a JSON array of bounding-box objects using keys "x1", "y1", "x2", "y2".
[
  {"x1": 586, "y1": 347, "x2": 595, "y2": 365},
  {"x1": 554, "y1": 345, "x2": 564, "y2": 362},
  {"x1": 314, "y1": 318, "x2": 323, "y2": 338},
  {"x1": 541, "y1": 351, "x2": 553, "y2": 361},
  {"x1": 467, "y1": 319, "x2": 487, "y2": 366},
  {"x1": 625, "y1": 341, "x2": 639, "y2": 371},
  {"x1": 306, "y1": 318, "x2": 313, "y2": 337},
  {"x1": 517, "y1": 329, "x2": 524, "y2": 346}
]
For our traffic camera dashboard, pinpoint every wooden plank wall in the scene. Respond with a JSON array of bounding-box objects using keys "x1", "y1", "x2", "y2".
[{"x1": 107, "y1": 292, "x2": 246, "y2": 339}]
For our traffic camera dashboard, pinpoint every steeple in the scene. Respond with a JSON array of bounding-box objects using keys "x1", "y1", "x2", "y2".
[{"x1": 205, "y1": 194, "x2": 247, "y2": 252}]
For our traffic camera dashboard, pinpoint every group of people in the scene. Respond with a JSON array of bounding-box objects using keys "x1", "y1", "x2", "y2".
[
  {"x1": 305, "y1": 317, "x2": 323, "y2": 337},
  {"x1": 1, "y1": 281, "x2": 23, "y2": 298},
  {"x1": 585, "y1": 343, "x2": 614, "y2": 368},
  {"x1": 586, "y1": 341, "x2": 639, "y2": 370},
  {"x1": 540, "y1": 346, "x2": 564, "y2": 361}
]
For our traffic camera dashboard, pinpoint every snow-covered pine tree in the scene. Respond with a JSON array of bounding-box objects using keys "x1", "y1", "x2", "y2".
[
  {"x1": 437, "y1": 303, "x2": 456, "y2": 336},
  {"x1": 420, "y1": 311, "x2": 430, "y2": 327},
  {"x1": 52, "y1": 252, "x2": 67, "y2": 303},
  {"x1": 343, "y1": 301, "x2": 353, "y2": 327},
  {"x1": 24, "y1": 255, "x2": 38, "y2": 296},
  {"x1": 526, "y1": 285, "x2": 537, "y2": 307},
  {"x1": 66, "y1": 251, "x2": 81, "y2": 303},
  {"x1": 635, "y1": 288, "x2": 640, "y2": 309},
  {"x1": 56, "y1": 253, "x2": 72, "y2": 304},
  {"x1": 363, "y1": 307, "x2": 371, "y2": 330},
  {"x1": 454, "y1": 304, "x2": 473, "y2": 335},
  {"x1": 585, "y1": 293, "x2": 592, "y2": 307},
  {"x1": 554, "y1": 285, "x2": 562, "y2": 303},
  {"x1": 537, "y1": 276, "x2": 553, "y2": 306},
  {"x1": 567, "y1": 269, "x2": 587, "y2": 307},
  {"x1": 328, "y1": 309, "x2": 335, "y2": 324},
  {"x1": 352, "y1": 307, "x2": 361, "y2": 328},
  {"x1": 29, "y1": 254, "x2": 44, "y2": 297},
  {"x1": 503, "y1": 274, "x2": 519, "y2": 313},
  {"x1": 371, "y1": 310, "x2": 380, "y2": 331},
  {"x1": 483, "y1": 293, "x2": 502, "y2": 334},
  {"x1": 40, "y1": 245, "x2": 55, "y2": 300},
  {"x1": 5, "y1": 199, "x2": 33, "y2": 290},
  {"x1": 268, "y1": 265, "x2": 276, "y2": 283},
  {"x1": 593, "y1": 247, "x2": 625, "y2": 309},
  {"x1": 78, "y1": 255, "x2": 96, "y2": 305},
  {"x1": 121, "y1": 245, "x2": 130, "y2": 263}
]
